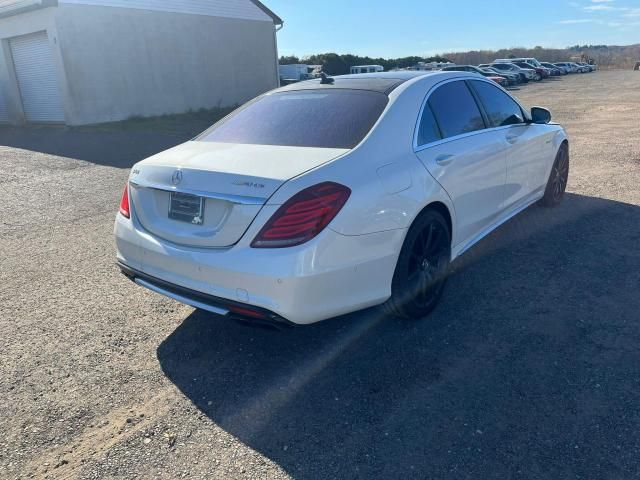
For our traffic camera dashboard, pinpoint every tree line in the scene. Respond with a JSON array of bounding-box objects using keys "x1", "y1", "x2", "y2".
[{"x1": 281, "y1": 45, "x2": 640, "y2": 73}]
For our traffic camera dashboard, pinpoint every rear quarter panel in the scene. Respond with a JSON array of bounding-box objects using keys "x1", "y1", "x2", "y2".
[{"x1": 264, "y1": 76, "x2": 458, "y2": 244}]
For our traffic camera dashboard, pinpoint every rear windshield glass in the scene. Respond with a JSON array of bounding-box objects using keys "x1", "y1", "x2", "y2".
[{"x1": 197, "y1": 90, "x2": 388, "y2": 149}]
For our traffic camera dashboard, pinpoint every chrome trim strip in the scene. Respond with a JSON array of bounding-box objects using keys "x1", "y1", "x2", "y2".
[
  {"x1": 135, "y1": 278, "x2": 230, "y2": 316},
  {"x1": 129, "y1": 181, "x2": 267, "y2": 205}
]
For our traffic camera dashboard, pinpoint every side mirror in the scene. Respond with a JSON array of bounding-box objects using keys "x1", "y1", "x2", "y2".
[{"x1": 530, "y1": 107, "x2": 551, "y2": 124}]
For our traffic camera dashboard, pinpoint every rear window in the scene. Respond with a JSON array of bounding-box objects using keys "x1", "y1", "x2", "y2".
[
  {"x1": 428, "y1": 81, "x2": 485, "y2": 139},
  {"x1": 197, "y1": 90, "x2": 388, "y2": 149}
]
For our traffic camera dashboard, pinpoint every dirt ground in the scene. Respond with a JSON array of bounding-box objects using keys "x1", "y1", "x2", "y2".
[{"x1": 1, "y1": 70, "x2": 639, "y2": 480}]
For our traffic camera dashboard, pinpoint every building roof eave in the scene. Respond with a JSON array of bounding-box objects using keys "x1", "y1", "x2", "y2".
[{"x1": 249, "y1": 0, "x2": 282, "y2": 26}]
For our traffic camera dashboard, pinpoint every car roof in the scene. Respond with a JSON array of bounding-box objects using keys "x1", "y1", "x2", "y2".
[{"x1": 275, "y1": 71, "x2": 453, "y2": 95}]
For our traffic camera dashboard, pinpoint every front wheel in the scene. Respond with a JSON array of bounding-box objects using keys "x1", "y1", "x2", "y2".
[
  {"x1": 383, "y1": 210, "x2": 451, "y2": 319},
  {"x1": 539, "y1": 144, "x2": 569, "y2": 207}
]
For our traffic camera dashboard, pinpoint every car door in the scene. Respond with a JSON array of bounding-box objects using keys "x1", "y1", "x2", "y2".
[
  {"x1": 414, "y1": 80, "x2": 507, "y2": 246},
  {"x1": 468, "y1": 79, "x2": 552, "y2": 209}
]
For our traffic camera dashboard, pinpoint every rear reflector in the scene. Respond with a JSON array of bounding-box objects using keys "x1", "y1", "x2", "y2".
[
  {"x1": 228, "y1": 305, "x2": 268, "y2": 319},
  {"x1": 119, "y1": 183, "x2": 130, "y2": 218},
  {"x1": 251, "y1": 182, "x2": 351, "y2": 248}
]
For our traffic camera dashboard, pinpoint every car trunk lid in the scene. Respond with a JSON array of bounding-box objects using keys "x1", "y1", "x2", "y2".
[{"x1": 129, "y1": 141, "x2": 348, "y2": 248}]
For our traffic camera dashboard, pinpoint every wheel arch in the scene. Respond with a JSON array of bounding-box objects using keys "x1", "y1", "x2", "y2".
[
  {"x1": 383, "y1": 199, "x2": 454, "y2": 318},
  {"x1": 421, "y1": 201, "x2": 453, "y2": 238},
  {"x1": 392, "y1": 199, "x2": 455, "y2": 272},
  {"x1": 399, "y1": 200, "x2": 454, "y2": 253}
]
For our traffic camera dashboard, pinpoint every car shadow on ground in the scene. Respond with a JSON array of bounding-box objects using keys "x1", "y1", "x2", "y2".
[
  {"x1": 0, "y1": 125, "x2": 190, "y2": 168},
  {"x1": 157, "y1": 193, "x2": 640, "y2": 479}
]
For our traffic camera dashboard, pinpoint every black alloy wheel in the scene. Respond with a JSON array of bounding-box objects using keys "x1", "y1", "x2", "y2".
[
  {"x1": 539, "y1": 144, "x2": 570, "y2": 207},
  {"x1": 384, "y1": 210, "x2": 451, "y2": 319}
]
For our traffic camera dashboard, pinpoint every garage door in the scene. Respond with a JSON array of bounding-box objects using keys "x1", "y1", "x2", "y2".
[
  {"x1": 0, "y1": 91, "x2": 8, "y2": 123},
  {"x1": 10, "y1": 31, "x2": 64, "y2": 123}
]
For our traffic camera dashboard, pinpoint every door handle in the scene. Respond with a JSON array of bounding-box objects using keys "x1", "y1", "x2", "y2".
[
  {"x1": 435, "y1": 154, "x2": 454, "y2": 166},
  {"x1": 506, "y1": 134, "x2": 519, "y2": 144}
]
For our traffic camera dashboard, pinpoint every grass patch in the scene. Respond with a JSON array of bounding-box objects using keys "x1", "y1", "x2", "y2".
[{"x1": 73, "y1": 106, "x2": 237, "y2": 136}]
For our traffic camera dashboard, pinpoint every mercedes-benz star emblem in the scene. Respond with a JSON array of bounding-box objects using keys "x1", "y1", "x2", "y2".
[{"x1": 171, "y1": 170, "x2": 183, "y2": 185}]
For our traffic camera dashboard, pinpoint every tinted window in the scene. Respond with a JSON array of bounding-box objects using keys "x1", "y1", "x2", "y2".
[
  {"x1": 197, "y1": 90, "x2": 388, "y2": 149},
  {"x1": 428, "y1": 81, "x2": 485, "y2": 139},
  {"x1": 417, "y1": 104, "x2": 441, "y2": 146},
  {"x1": 470, "y1": 80, "x2": 524, "y2": 128}
]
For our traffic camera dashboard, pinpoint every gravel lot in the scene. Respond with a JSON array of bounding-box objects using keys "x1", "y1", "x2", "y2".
[{"x1": 1, "y1": 70, "x2": 639, "y2": 480}]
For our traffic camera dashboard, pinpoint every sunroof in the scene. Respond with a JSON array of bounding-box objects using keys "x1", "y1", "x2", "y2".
[{"x1": 278, "y1": 76, "x2": 412, "y2": 95}]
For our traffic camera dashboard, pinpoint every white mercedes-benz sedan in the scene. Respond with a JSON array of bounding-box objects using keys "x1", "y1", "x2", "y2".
[{"x1": 115, "y1": 71, "x2": 569, "y2": 326}]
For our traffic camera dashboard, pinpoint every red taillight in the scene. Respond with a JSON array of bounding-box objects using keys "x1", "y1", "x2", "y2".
[
  {"x1": 119, "y1": 183, "x2": 130, "y2": 218},
  {"x1": 251, "y1": 182, "x2": 351, "y2": 248}
]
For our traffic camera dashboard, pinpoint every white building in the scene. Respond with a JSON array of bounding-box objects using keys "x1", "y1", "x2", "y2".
[{"x1": 0, "y1": 0, "x2": 282, "y2": 125}]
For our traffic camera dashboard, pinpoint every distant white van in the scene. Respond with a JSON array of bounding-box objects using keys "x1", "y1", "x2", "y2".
[
  {"x1": 350, "y1": 65, "x2": 384, "y2": 74},
  {"x1": 495, "y1": 57, "x2": 543, "y2": 68}
]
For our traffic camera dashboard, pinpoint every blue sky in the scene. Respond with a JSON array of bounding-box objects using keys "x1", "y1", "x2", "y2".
[{"x1": 267, "y1": 0, "x2": 640, "y2": 58}]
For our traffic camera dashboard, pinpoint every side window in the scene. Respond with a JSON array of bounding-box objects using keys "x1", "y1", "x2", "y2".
[
  {"x1": 428, "y1": 81, "x2": 485, "y2": 139},
  {"x1": 417, "y1": 104, "x2": 442, "y2": 146},
  {"x1": 470, "y1": 80, "x2": 524, "y2": 127}
]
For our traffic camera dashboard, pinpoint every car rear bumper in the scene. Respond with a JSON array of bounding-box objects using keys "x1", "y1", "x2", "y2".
[
  {"x1": 114, "y1": 213, "x2": 405, "y2": 325},
  {"x1": 118, "y1": 262, "x2": 295, "y2": 328}
]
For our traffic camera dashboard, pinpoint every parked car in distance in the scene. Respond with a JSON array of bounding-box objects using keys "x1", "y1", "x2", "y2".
[
  {"x1": 512, "y1": 61, "x2": 548, "y2": 80},
  {"x1": 540, "y1": 62, "x2": 563, "y2": 76},
  {"x1": 479, "y1": 65, "x2": 521, "y2": 85},
  {"x1": 478, "y1": 63, "x2": 523, "y2": 85},
  {"x1": 489, "y1": 63, "x2": 531, "y2": 83},
  {"x1": 115, "y1": 71, "x2": 569, "y2": 326},
  {"x1": 495, "y1": 57, "x2": 544, "y2": 68},
  {"x1": 485, "y1": 75, "x2": 508, "y2": 87},
  {"x1": 569, "y1": 62, "x2": 590, "y2": 73},
  {"x1": 554, "y1": 62, "x2": 577, "y2": 73},
  {"x1": 577, "y1": 62, "x2": 595, "y2": 72},
  {"x1": 552, "y1": 63, "x2": 571, "y2": 74},
  {"x1": 503, "y1": 62, "x2": 539, "y2": 81},
  {"x1": 440, "y1": 65, "x2": 508, "y2": 86}
]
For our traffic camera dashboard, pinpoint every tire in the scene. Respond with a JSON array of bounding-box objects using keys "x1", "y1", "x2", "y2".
[
  {"x1": 535, "y1": 73, "x2": 542, "y2": 81},
  {"x1": 539, "y1": 143, "x2": 569, "y2": 208},
  {"x1": 383, "y1": 210, "x2": 451, "y2": 319}
]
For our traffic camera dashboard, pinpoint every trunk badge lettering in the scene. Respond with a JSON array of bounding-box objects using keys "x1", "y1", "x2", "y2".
[{"x1": 233, "y1": 181, "x2": 265, "y2": 189}]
